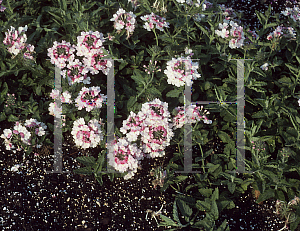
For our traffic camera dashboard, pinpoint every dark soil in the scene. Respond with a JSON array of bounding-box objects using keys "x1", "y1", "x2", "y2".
[{"x1": 0, "y1": 121, "x2": 293, "y2": 231}]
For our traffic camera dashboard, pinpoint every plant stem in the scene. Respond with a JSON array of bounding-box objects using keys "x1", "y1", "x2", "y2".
[
  {"x1": 170, "y1": 184, "x2": 181, "y2": 193},
  {"x1": 153, "y1": 28, "x2": 159, "y2": 46},
  {"x1": 136, "y1": 71, "x2": 154, "y2": 101},
  {"x1": 198, "y1": 142, "x2": 206, "y2": 173}
]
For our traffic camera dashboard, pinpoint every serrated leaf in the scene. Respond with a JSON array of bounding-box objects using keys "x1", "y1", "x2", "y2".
[
  {"x1": 173, "y1": 200, "x2": 181, "y2": 224},
  {"x1": 218, "y1": 131, "x2": 231, "y2": 143},
  {"x1": 196, "y1": 200, "x2": 211, "y2": 211},
  {"x1": 73, "y1": 166, "x2": 93, "y2": 175},
  {"x1": 252, "y1": 67, "x2": 266, "y2": 78},
  {"x1": 212, "y1": 187, "x2": 219, "y2": 201},
  {"x1": 198, "y1": 188, "x2": 213, "y2": 197},
  {"x1": 159, "y1": 214, "x2": 179, "y2": 226},
  {"x1": 131, "y1": 71, "x2": 145, "y2": 86},
  {"x1": 7, "y1": 114, "x2": 19, "y2": 122},
  {"x1": 210, "y1": 200, "x2": 219, "y2": 220},
  {"x1": 135, "y1": 50, "x2": 144, "y2": 65},
  {"x1": 177, "y1": 199, "x2": 193, "y2": 217},
  {"x1": 207, "y1": 163, "x2": 220, "y2": 173},
  {"x1": 76, "y1": 156, "x2": 96, "y2": 167}
]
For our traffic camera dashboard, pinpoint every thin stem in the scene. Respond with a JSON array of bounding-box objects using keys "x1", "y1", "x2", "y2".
[
  {"x1": 198, "y1": 142, "x2": 206, "y2": 173},
  {"x1": 153, "y1": 28, "x2": 159, "y2": 46},
  {"x1": 170, "y1": 184, "x2": 180, "y2": 193},
  {"x1": 186, "y1": 15, "x2": 190, "y2": 47},
  {"x1": 136, "y1": 71, "x2": 154, "y2": 101}
]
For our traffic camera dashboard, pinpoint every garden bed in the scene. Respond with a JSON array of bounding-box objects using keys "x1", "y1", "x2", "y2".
[{"x1": 0, "y1": 128, "x2": 291, "y2": 230}]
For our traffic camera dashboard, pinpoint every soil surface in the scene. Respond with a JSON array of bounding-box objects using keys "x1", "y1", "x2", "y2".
[{"x1": 0, "y1": 122, "x2": 293, "y2": 231}]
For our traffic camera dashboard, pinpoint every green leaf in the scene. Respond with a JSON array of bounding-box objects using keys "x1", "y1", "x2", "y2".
[
  {"x1": 73, "y1": 166, "x2": 93, "y2": 175},
  {"x1": 207, "y1": 163, "x2": 220, "y2": 174},
  {"x1": 216, "y1": 219, "x2": 229, "y2": 231},
  {"x1": 195, "y1": 22, "x2": 209, "y2": 37},
  {"x1": 159, "y1": 215, "x2": 179, "y2": 226},
  {"x1": 196, "y1": 200, "x2": 211, "y2": 211},
  {"x1": 252, "y1": 110, "x2": 268, "y2": 118},
  {"x1": 174, "y1": 175, "x2": 188, "y2": 182},
  {"x1": 210, "y1": 200, "x2": 219, "y2": 220},
  {"x1": 0, "y1": 112, "x2": 6, "y2": 121},
  {"x1": 1, "y1": 82, "x2": 8, "y2": 98},
  {"x1": 255, "y1": 10, "x2": 266, "y2": 27},
  {"x1": 212, "y1": 187, "x2": 219, "y2": 201},
  {"x1": 256, "y1": 189, "x2": 275, "y2": 203},
  {"x1": 277, "y1": 76, "x2": 292, "y2": 86},
  {"x1": 166, "y1": 89, "x2": 181, "y2": 98},
  {"x1": 265, "y1": 23, "x2": 278, "y2": 28},
  {"x1": 198, "y1": 188, "x2": 213, "y2": 197},
  {"x1": 228, "y1": 182, "x2": 236, "y2": 194},
  {"x1": 218, "y1": 131, "x2": 231, "y2": 143},
  {"x1": 252, "y1": 67, "x2": 266, "y2": 78},
  {"x1": 173, "y1": 200, "x2": 181, "y2": 225},
  {"x1": 131, "y1": 71, "x2": 145, "y2": 86},
  {"x1": 177, "y1": 199, "x2": 193, "y2": 217},
  {"x1": 204, "y1": 81, "x2": 214, "y2": 90},
  {"x1": 76, "y1": 156, "x2": 96, "y2": 167},
  {"x1": 7, "y1": 114, "x2": 19, "y2": 122},
  {"x1": 135, "y1": 50, "x2": 144, "y2": 65},
  {"x1": 127, "y1": 96, "x2": 137, "y2": 111}
]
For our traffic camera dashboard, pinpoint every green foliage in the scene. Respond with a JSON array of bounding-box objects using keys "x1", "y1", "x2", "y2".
[{"x1": 1, "y1": 0, "x2": 300, "y2": 229}]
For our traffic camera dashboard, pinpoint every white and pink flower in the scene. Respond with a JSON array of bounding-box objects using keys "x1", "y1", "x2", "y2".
[
  {"x1": 71, "y1": 118, "x2": 103, "y2": 149},
  {"x1": 110, "y1": 8, "x2": 136, "y2": 39},
  {"x1": 47, "y1": 40, "x2": 76, "y2": 69},
  {"x1": 141, "y1": 13, "x2": 169, "y2": 32},
  {"x1": 164, "y1": 53, "x2": 201, "y2": 87},
  {"x1": 75, "y1": 86, "x2": 107, "y2": 112}
]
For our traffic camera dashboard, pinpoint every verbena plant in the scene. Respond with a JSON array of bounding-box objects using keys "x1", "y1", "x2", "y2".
[{"x1": 0, "y1": 0, "x2": 300, "y2": 230}]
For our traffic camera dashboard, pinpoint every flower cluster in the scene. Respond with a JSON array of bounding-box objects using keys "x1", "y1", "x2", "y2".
[
  {"x1": 215, "y1": 20, "x2": 245, "y2": 49},
  {"x1": 0, "y1": 119, "x2": 47, "y2": 153},
  {"x1": 3, "y1": 25, "x2": 35, "y2": 59},
  {"x1": 143, "y1": 60, "x2": 161, "y2": 75},
  {"x1": 71, "y1": 118, "x2": 103, "y2": 149},
  {"x1": 193, "y1": 0, "x2": 214, "y2": 22},
  {"x1": 120, "y1": 98, "x2": 174, "y2": 159},
  {"x1": 172, "y1": 105, "x2": 212, "y2": 129},
  {"x1": 128, "y1": 0, "x2": 139, "y2": 11},
  {"x1": 275, "y1": 196, "x2": 300, "y2": 231},
  {"x1": 266, "y1": 26, "x2": 296, "y2": 40},
  {"x1": 282, "y1": 6, "x2": 300, "y2": 23},
  {"x1": 140, "y1": 12, "x2": 169, "y2": 32},
  {"x1": 48, "y1": 102, "x2": 62, "y2": 117},
  {"x1": 260, "y1": 63, "x2": 269, "y2": 71},
  {"x1": 75, "y1": 86, "x2": 107, "y2": 112},
  {"x1": 48, "y1": 89, "x2": 72, "y2": 118},
  {"x1": 50, "y1": 89, "x2": 72, "y2": 103},
  {"x1": 108, "y1": 137, "x2": 144, "y2": 180},
  {"x1": 164, "y1": 50, "x2": 201, "y2": 87},
  {"x1": 247, "y1": 29, "x2": 259, "y2": 40},
  {"x1": 47, "y1": 40, "x2": 76, "y2": 69},
  {"x1": 218, "y1": 4, "x2": 237, "y2": 21},
  {"x1": 110, "y1": 8, "x2": 136, "y2": 39},
  {"x1": 47, "y1": 31, "x2": 111, "y2": 85},
  {"x1": 0, "y1": 0, "x2": 6, "y2": 12}
]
